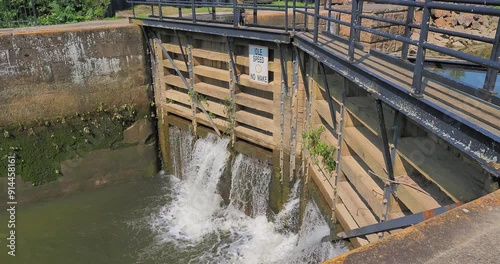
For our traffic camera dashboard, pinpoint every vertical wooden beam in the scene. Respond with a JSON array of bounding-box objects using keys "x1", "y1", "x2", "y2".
[
  {"x1": 278, "y1": 44, "x2": 288, "y2": 182},
  {"x1": 187, "y1": 35, "x2": 198, "y2": 135},
  {"x1": 226, "y1": 37, "x2": 237, "y2": 147}
]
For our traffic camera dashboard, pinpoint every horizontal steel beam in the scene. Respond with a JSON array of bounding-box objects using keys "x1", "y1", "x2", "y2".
[{"x1": 130, "y1": 17, "x2": 291, "y2": 43}]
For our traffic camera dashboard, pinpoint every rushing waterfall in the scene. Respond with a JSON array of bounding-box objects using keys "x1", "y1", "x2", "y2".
[
  {"x1": 149, "y1": 128, "x2": 347, "y2": 263},
  {"x1": 229, "y1": 153, "x2": 271, "y2": 217},
  {"x1": 168, "y1": 126, "x2": 195, "y2": 178}
]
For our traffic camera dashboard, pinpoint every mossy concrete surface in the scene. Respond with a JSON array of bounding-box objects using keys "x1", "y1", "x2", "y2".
[{"x1": 0, "y1": 108, "x2": 158, "y2": 205}]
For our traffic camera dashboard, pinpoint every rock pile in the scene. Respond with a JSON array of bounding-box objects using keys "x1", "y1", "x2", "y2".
[{"x1": 412, "y1": 9, "x2": 497, "y2": 55}]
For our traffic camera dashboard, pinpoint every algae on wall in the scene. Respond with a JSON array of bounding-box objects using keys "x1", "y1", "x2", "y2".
[{"x1": 0, "y1": 104, "x2": 147, "y2": 186}]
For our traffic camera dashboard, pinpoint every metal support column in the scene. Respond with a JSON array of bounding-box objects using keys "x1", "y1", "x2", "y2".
[
  {"x1": 332, "y1": 77, "x2": 348, "y2": 222},
  {"x1": 290, "y1": 48, "x2": 300, "y2": 182},
  {"x1": 375, "y1": 96, "x2": 395, "y2": 222},
  {"x1": 226, "y1": 37, "x2": 237, "y2": 147},
  {"x1": 390, "y1": 111, "x2": 404, "y2": 169},
  {"x1": 411, "y1": 0, "x2": 431, "y2": 97}
]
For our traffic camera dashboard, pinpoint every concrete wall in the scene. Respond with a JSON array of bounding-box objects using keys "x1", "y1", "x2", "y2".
[{"x1": 0, "y1": 19, "x2": 149, "y2": 126}]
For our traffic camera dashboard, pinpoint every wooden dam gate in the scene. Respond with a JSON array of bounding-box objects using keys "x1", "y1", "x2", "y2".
[{"x1": 129, "y1": 0, "x2": 500, "y2": 248}]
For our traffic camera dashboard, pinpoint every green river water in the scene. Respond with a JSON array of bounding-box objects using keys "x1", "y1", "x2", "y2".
[
  {"x1": 0, "y1": 130, "x2": 346, "y2": 264},
  {"x1": 0, "y1": 176, "x2": 172, "y2": 264}
]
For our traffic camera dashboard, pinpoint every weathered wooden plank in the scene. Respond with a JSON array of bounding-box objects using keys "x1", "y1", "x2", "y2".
[
  {"x1": 195, "y1": 82, "x2": 230, "y2": 99},
  {"x1": 194, "y1": 65, "x2": 230, "y2": 82},
  {"x1": 235, "y1": 126, "x2": 275, "y2": 150},
  {"x1": 335, "y1": 204, "x2": 370, "y2": 248},
  {"x1": 314, "y1": 100, "x2": 341, "y2": 129},
  {"x1": 200, "y1": 100, "x2": 226, "y2": 117},
  {"x1": 308, "y1": 163, "x2": 336, "y2": 208},
  {"x1": 337, "y1": 181, "x2": 380, "y2": 243},
  {"x1": 163, "y1": 58, "x2": 188, "y2": 72},
  {"x1": 239, "y1": 74, "x2": 278, "y2": 92},
  {"x1": 162, "y1": 75, "x2": 190, "y2": 90},
  {"x1": 343, "y1": 126, "x2": 441, "y2": 213},
  {"x1": 235, "y1": 93, "x2": 274, "y2": 113},
  {"x1": 165, "y1": 89, "x2": 191, "y2": 105},
  {"x1": 236, "y1": 110, "x2": 274, "y2": 133},
  {"x1": 398, "y1": 137, "x2": 488, "y2": 202},
  {"x1": 165, "y1": 103, "x2": 193, "y2": 119},
  {"x1": 341, "y1": 156, "x2": 386, "y2": 219}
]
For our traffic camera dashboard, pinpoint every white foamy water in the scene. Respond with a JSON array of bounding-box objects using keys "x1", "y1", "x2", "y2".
[
  {"x1": 229, "y1": 153, "x2": 271, "y2": 217},
  {"x1": 150, "y1": 128, "x2": 347, "y2": 263}
]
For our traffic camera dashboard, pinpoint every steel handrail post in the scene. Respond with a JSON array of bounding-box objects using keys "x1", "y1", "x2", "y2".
[
  {"x1": 401, "y1": 0, "x2": 416, "y2": 60},
  {"x1": 411, "y1": 0, "x2": 431, "y2": 97},
  {"x1": 313, "y1": 0, "x2": 320, "y2": 43},
  {"x1": 285, "y1": 0, "x2": 289, "y2": 32},
  {"x1": 348, "y1": 0, "x2": 359, "y2": 61},
  {"x1": 482, "y1": 19, "x2": 500, "y2": 96},
  {"x1": 191, "y1": 0, "x2": 196, "y2": 23}
]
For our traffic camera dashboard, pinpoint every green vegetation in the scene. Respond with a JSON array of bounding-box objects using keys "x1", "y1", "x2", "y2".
[
  {"x1": 223, "y1": 97, "x2": 236, "y2": 136},
  {"x1": 1, "y1": 0, "x2": 110, "y2": 28},
  {"x1": 302, "y1": 126, "x2": 336, "y2": 173},
  {"x1": 0, "y1": 104, "x2": 141, "y2": 186}
]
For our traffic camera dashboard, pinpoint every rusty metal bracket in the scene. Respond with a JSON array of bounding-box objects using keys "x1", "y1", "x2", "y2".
[{"x1": 322, "y1": 203, "x2": 462, "y2": 242}]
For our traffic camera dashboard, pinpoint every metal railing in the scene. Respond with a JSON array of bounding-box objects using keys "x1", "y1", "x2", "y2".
[
  {"x1": 0, "y1": 0, "x2": 37, "y2": 28},
  {"x1": 127, "y1": 0, "x2": 310, "y2": 31},
  {"x1": 128, "y1": 0, "x2": 500, "y2": 98}
]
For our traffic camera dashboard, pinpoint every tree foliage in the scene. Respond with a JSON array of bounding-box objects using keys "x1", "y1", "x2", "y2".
[{"x1": 1, "y1": 0, "x2": 110, "y2": 28}]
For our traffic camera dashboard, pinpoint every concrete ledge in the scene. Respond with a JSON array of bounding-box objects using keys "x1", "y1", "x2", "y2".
[
  {"x1": 325, "y1": 190, "x2": 500, "y2": 264},
  {"x1": 0, "y1": 19, "x2": 135, "y2": 37}
]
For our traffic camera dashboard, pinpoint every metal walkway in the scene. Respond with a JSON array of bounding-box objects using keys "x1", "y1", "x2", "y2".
[{"x1": 127, "y1": 0, "x2": 500, "y2": 175}]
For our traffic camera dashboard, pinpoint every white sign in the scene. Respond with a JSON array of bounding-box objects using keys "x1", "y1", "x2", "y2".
[{"x1": 249, "y1": 45, "x2": 268, "y2": 84}]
